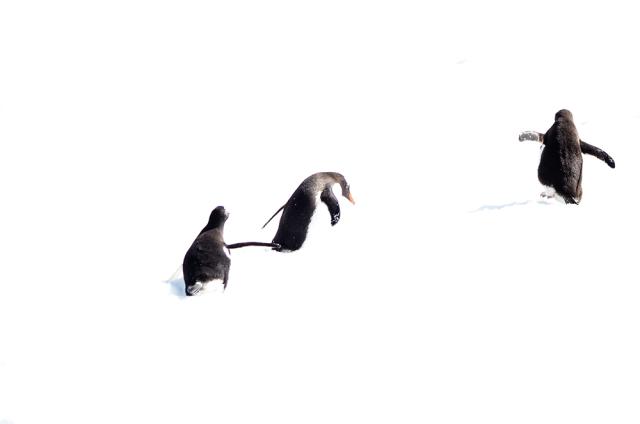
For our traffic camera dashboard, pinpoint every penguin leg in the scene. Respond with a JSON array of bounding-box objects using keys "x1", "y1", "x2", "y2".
[
  {"x1": 580, "y1": 140, "x2": 615, "y2": 168},
  {"x1": 320, "y1": 187, "x2": 341, "y2": 226}
]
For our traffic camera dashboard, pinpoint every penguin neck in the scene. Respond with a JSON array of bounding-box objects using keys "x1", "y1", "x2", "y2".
[
  {"x1": 307, "y1": 172, "x2": 343, "y2": 193},
  {"x1": 199, "y1": 221, "x2": 225, "y2": 235}
]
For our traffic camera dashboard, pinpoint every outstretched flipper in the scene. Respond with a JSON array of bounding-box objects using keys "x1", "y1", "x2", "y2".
[
  {"x1": 519, "y1": 131, "x2": 544, "y2": 143},
  {"x1": 580, "y1": 140, "x2": 615, "y2": 168},
  {"x1": 262, "y1": 205, "x2": 285, "y2": 229},
  {"x1": 225, "y1": 242, "x2": 281, "y2": 249},
  {"x1": 320, "y1": 186, "x2": 341, "y2": 226}
]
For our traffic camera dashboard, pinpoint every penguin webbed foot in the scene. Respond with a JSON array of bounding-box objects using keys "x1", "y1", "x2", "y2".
[
  {"x1": 185, "y1": 282, "x2": 203, "y2": 296},
  {"x1": 330, "y1": 213, "x2": 340, "y2": 226},
  {"x1": 540, "y1": 191, "x2": 554, "y2": 199},
  {"x1": 540, "y1": 186, "x2": 560, "y2": 201}
]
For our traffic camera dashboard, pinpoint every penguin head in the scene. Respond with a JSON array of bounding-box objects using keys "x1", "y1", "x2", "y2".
[
  {"x1": 555, "y1": 109, "x2": 573, "y2": 122},
  {"x1": 321, "y1": 172, "x2": 356, "y2": 205},
  {"x1": 339, "y1": 180, "x2": 356, "y2": 205},
  {"x1": 208, "y1": 206, "x2": 229, "y2": 228}
]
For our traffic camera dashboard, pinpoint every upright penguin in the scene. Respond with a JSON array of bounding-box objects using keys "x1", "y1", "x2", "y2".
[
  {"x1": 262, "y1": 172, "x2": 355, "y2": 252},
  {"x1": 182, "y1": 206, "x2": 279, "y2": 296},
  {"x1": 519, "y1": 109, "x2": 615, "y2": 204}
]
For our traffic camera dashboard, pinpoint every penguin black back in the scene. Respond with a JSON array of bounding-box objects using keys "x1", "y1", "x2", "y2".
[
  {"x1": 263, "y1": 172, "x2": 355, "y2": 252},
  {"x1": 182, "y1": 206, "x2": 280, "y2": 295},
  {"x1": 519, "y1": 110, "x2": 615, "y2": 204},
  {"x1": 183, "y1": 206, "x2": 231, "y2": 296},
  {"x1": 538, "y1": 109, "x2": 584, "y2": 204}
]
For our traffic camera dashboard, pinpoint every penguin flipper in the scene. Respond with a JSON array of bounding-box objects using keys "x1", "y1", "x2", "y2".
[
  {"x1": 226, "y1": 242, "x2": 281, "y2": 249},
  {"x1": 320, "y1": 187, "x2": 341, "y2": 226},
  {"x1": 262, "y1": 205, "x2": 285, "y2": 229},
  {"x1": 580, "y1": 140, "x2": 615, "y2": 168},
  {"x1": 519, "y1": 131, "x2": 544, "y2": 143}
]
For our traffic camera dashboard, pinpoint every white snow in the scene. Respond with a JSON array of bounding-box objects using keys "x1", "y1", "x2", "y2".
[{"x1": 1, "y1": 1, "x2": 639, "y2": 423}]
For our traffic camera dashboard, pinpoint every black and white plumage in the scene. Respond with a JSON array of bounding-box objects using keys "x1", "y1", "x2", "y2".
[
  {"x1": 519, "y1": 109, "x2": 615, "y2": 204},
  {"x1": 182, "y1": 206, "x2": 279, "y2": 295},
  {"x1": 262, "y1": 172, "x2": 355, "y2": 252}
]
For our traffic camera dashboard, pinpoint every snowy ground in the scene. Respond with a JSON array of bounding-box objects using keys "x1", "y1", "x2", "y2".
[{"x1": 1, "y1": 1, "x2": 639, "y2": 423}]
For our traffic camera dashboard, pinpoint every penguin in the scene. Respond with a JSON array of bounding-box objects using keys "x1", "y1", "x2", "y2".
[
  {"x1": 262, "y1": 172, "x2": 355, "y2": 252},
  {"x1": 182, "y1": 206, "x2": 279, "y2": 296},
  {"x1": 519, "y1": 109, "x2": 615, "y2": 204}
]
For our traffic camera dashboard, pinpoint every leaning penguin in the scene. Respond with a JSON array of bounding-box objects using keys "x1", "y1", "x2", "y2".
[
  {"x1": 182, "y1": 206, "x2": 280, "y2": 296},
  {"x1": 519, "y1": 109, "x2": 615, "y2": 204},
  {"x1": 262, "y1": 172, "x2": 355, "y2": 252}
]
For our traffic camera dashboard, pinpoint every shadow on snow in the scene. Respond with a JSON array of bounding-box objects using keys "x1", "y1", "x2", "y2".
[{"x1": 469, "y1": 199, "x2": 554, "y2": 213}]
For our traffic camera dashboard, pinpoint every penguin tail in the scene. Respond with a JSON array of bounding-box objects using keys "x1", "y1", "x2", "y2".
[
  {"x1": 563, "y1": 195, "x2": 580, "y2": 205},
  {"x1": 262, "y1": 205, "x2": 285, "y2": 229}
]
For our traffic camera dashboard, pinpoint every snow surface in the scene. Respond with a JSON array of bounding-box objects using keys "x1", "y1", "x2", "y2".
[{"x1": 1, "y1": 1, "x2": 639, "y2": 423}]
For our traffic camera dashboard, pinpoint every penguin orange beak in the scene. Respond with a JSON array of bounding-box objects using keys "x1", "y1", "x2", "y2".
[{"x1": 348, "y1": 193, "x2": 355, "y2": 205}]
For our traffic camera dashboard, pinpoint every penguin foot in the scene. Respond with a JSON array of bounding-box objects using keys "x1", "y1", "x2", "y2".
[
  {"x1": 540, "y1": 186, "x2": 556, "y2": 199},
  {"x1": 186, "y1": 281, "x2": 203, "y2": 296}
]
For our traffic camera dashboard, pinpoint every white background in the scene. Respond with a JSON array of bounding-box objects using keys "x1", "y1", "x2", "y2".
[{"x1": 1, "y1": 1, "x2": 639, "y2": 423}]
